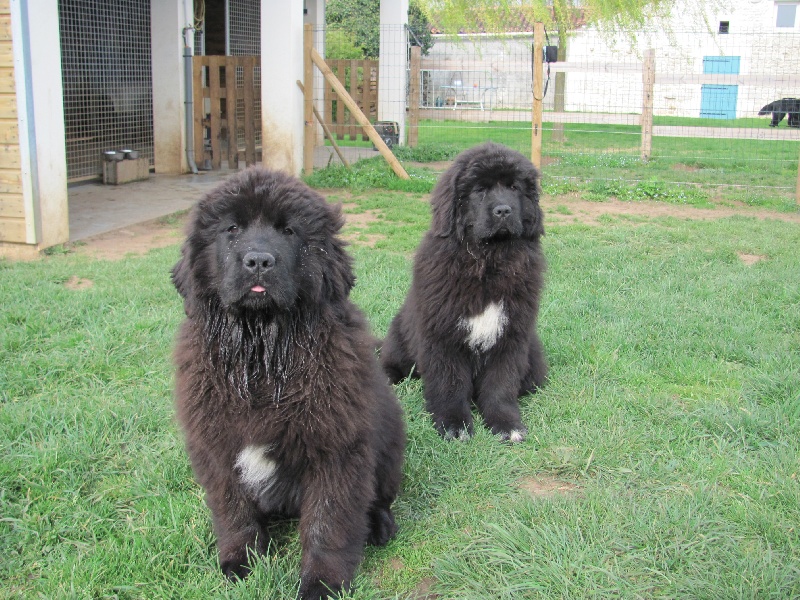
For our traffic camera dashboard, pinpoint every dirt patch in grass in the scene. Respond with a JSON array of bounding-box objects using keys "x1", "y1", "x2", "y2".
[
  {"x1": 738, "y1": 252, "x2": 767, "y2": 265},
  {"x1": 672, "y1": 163, "x2": 701, "y2": 172},
  {"x1": 68, "y1": 193, "x2": 798, "y2": 260},
  {"x1": 519, "y1": 475, "x2": 580, "y2": 499},
  {"x1": 542, "y1": 195, "x2": 800, "y2": 226},
  {"x1": 74, "y1": 214, "x2": 188, "y2": 260},
  {"x1": 342, "y1": 208, "x2": 382, "y2": 228},
  {"x1": 409, "y1": 577, "x2": 439, "y2": 599},
  {"x1": 63, "y1": 276, "x2": 94, "y2": 290}
]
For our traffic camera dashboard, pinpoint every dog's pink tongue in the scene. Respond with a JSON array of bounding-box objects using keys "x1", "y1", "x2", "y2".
[{"x1": 251, "y1": 285, "x2": 266, "y2": 293}]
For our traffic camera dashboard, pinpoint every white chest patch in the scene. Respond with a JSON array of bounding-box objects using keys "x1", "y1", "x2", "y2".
[
  {"x1": 459, "y1": 301, "x2": 509, "y2": 352},
  {"x1": 235, "y1": 445, "x2": 277, "y2": 489}
]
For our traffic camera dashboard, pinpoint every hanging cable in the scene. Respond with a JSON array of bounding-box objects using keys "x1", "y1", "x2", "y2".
[{"x1": 542, "y1": 26, "x2": 552, "y2": 99}]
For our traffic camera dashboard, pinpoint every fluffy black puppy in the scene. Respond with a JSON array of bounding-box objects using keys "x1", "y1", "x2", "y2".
[
  {"x1": 172, "y1": 167, "x2": 405, "y2": 600},
  {"x1": 758, "y1": 98, "x2": 800, "y2": 127},
  {"x1": 381, "y1": 142, "x2": 547, "y2": 443}
]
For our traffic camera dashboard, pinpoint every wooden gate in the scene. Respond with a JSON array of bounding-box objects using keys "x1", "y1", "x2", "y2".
[
  {"x1": 323, "y1": 59, "x2": 379, "y2": 140},
  {"x1": 192, "y1": 56, "x2": 260, "y2": 169}
]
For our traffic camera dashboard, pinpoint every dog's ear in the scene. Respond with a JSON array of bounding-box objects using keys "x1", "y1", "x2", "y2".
[
  {"x1": 526, "y1": 177, "x2": 546, "y2": 239},
  {"x1": 430, "y1": 167, "x2": 459, "y2": 238},
  {"x1": 171, "y1": 242, "x2": 196, "y2": 316},
  {"x1": 320, "y1": 203, "x2": 356, "y2": 302}
]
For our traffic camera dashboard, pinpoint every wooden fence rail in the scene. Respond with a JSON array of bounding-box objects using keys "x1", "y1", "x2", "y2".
[
  {"x1": 323, "y1": 59, "x2": 379, "y2": 140},
  {"x1": 192, "y1": 56, "x2": 260, "y2": 169}
]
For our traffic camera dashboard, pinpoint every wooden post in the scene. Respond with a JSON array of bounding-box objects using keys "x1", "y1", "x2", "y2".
[
  {"x1": 796, "y1": 145, "x2": 800, "y2": 206},
  {"x1": 303, "y1": 24, "x2": 315, "y2": 176},
  {"x1": 408, "y1": 46, "x2": 421, "y2": 148},
  {"x1": 641, "y1": 49, "x2": 655, "y2": 162},
  {"x1": 297, "y1": 81, "x2": 350, "y2": 168},
  {"x1": 209, "y1": 58, "x2": 223, "y2": 170},
  {"x1": 531, "y1": 22, "x2": 544, "y2": 169},
  {"x1": 192, "y1": 57, "x2": 205, "y2": 165},
  {"x1": 243, "y1": 57, "x2": 256, "y2": 166},
  {"x1": 310, "y1": 47, "x2": 409, "y2": 179}
]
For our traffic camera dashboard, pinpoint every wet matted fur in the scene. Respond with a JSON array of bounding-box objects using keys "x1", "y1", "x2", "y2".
[
  {"x1": 172, "y1": 167, "x2": 405, "y2": 599},
  {"x1": 381, "y1": 142, "x2": 547, "y2": 443}
]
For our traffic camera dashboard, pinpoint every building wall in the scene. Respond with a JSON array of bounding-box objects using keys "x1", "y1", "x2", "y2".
[
  {"x1": 566, "y1": 0, "x2": 800, "y2": 118},
  {"x1": 0, "y1": 0, "x2": 68, "y2": 259},
  {"x1": 0, "y1": 0, "x2": 25, "y2": 247},
  {"x1": 424, "y1": 0, "x2": 800, "y2": 119}
]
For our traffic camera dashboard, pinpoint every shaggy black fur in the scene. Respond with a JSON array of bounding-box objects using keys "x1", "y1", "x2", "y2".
[
  {"x1": 758, "y1": 98, "x2": 800, "y2": 127},
  {"x1": 381, "y1": 142, "x2": 548, "y2": 443},
  {"x1": 172, "y1": 167, "x2": 405, "y2": 600}
]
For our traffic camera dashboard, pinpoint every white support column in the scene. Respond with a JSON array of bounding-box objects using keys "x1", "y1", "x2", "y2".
[
  {"x1": 151, "y1": 1, "x2": 188, "y2": 174},
  {"x1": 379, "y1": 0, "x2": 408, "y2": 144},
  {"x1": 12, "y1": 0, "x2": 68, "y2": 247},
  {"x1": 262, "y1": 0, "x2": 305, "y2": 174}
]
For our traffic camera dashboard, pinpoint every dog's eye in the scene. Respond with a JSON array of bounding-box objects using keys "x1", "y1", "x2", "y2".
[
  {"x1": 226, "y1": 224, "x2": 239, "y2": 234},
  {"x1": 510, "y1": 183, "x2": 518, "y2": 191},
  {"x1": 283, "y1": 226, "x2": 294, "y2": 236}
]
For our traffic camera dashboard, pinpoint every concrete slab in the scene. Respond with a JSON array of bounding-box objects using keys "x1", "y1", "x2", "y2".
[
  {"x1": 67, "y1": 145, "x2": 379, "y2": 242},
  {"x1": 68, "y1": 170, "x2": 233, "y2": 242}
]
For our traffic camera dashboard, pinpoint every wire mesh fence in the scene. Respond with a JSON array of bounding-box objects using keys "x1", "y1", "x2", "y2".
[
  {"x1": 59, "y1": 0, "x2": 154, "y2": 182},
  {"x1": 314, "y1": 25, "x2": 800, "y2": 203}
]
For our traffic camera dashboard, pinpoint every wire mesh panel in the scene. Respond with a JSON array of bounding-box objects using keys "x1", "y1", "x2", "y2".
[
  {"x1": 410, "y1": 28, "x2": 800, "y2": 201},
  {"x1": 59, "y1": 0, "x2": 154, "y2": 182},
  {"x1": 228, "y1": 0, "x2": 260, "y2": 56}
]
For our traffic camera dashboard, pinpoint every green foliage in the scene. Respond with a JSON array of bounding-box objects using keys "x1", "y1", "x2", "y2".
[
  {"x1": 326, "y1": 0, "x2": 433, "y2": 59},
  {"x1": 419, "y1": 0, "x2": 685, "y2": 34},
  {"x1": 302, "y1": 156, "x2": 437, "y2": 192},
  {"x1": 391, "y1": 142, "x2": 462, "y2": 162},
  {"x1": 326, "y1": 28, "x2": 364, "y2": 60}
]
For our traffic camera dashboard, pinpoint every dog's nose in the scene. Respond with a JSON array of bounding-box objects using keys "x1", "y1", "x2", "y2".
[
  {"x1": 492, "y1": 204, "x2": 512, "y2": 218},
  {"x1": 243, "y1": 251, "x2": 276, "y2": 272}
]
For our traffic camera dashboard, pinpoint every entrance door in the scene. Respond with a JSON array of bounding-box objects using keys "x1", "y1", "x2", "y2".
[
  {"x1": 700, "y1": 56, "x2": 740, "y2": 119},
  {"x1": 700, "y1": 85, "x2": 739, "y2": 119}
]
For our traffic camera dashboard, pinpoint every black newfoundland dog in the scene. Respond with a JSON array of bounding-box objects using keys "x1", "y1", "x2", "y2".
[
  {"x1": 171, "y1": 167, "x2": 405, "y2": 599},
  {"x1": 381, "y1": 142, "x2": 548, "y2": 443},
  {"x1": 759, "y1": 98, "x2": 800, "y2": 127}
]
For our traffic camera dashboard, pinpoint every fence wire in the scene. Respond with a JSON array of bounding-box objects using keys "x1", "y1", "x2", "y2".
[
  {"x1": 316, "y1": 25, "x2": 800, "y2": 201},
  {"x1": 59, "y1": 0, "x2": 154, "y2": 182}
]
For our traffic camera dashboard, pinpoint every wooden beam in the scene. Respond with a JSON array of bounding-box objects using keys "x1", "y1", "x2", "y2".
[
  {"x1": 309, "y1": 47, "x2": 409, "y2": 180},
  {"x1": 408, "y1": 46, "x2": 421, "y2": 148},
  {"x1": 641, "y1": 49, "x2": 655, "y2": 162},
  {"x1": 297, "y1": 80, "x2": 350, "y2": 168}
]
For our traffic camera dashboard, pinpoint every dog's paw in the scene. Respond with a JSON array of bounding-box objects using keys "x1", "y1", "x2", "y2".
[
  {"x1": 497, "y1": 428, "x2": 527, "y2": 444},
  {"x1": 220, "y1": 557, "x2": 252, "y2": 581},
  {"x1": 299, "y1": 579, "x2": 345, "y2": 600},
  {"x1": 367, "y1": 507, "x2": 398, "y2": 546},
  {"x1": 439, "y1": 424, "x2": 472, "y2": 441}
]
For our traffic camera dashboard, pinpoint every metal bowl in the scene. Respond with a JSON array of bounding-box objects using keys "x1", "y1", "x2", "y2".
[
  {"x1": 103, "y1": 150, "x2": 124, "y2": 162},
  {"x1": 122, "y1": 149, "x2": 140, "y2": 160}
]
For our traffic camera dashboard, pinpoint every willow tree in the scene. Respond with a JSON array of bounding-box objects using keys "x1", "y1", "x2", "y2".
[{"x1": 418, "y1": 0, "x2": 683, "y2": 140}]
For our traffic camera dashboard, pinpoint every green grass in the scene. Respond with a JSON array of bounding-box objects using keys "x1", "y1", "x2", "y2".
[
  {"x1": 313, "y1": 120, "x2": 800, "y2": 210},
  {"x1": 2, "y1": 199, "x2": 800, "y2": 598}
]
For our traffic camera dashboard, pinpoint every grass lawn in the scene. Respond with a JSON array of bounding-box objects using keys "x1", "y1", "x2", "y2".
[
  {"x1": 328, "y1": 118, "x2": 800, "y2": 208},
  {"x1": 2, "y1": 187, "x2": 800, "y2": 598}
]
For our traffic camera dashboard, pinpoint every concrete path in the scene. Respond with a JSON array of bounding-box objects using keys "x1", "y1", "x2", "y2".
[{"x1": 67, "y1": 146, "x2": 378, "y2": 242}]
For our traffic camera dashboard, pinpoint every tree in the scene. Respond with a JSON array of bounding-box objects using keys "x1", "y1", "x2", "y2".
[{"x1": 326, "y1": 0, "x2": 434, "y2": 59}]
